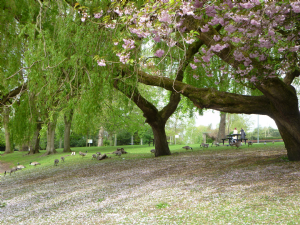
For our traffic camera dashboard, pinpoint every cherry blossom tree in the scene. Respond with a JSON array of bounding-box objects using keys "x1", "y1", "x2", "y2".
[{"x1": 81, "y1": 1, "x2": 300, "y2": 160}]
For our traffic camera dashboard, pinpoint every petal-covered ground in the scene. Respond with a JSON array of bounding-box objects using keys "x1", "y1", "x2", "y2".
[{"x1": 1, "y1": 146, "x2": 300, "y2": 224}]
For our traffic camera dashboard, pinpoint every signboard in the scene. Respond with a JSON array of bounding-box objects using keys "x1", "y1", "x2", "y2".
[
  {"x1": 175, "y1": 135, "x2": 179, "y2": 138},
  {"x1": 88, "y1": 139, "x2": 93, "y2": 144}
]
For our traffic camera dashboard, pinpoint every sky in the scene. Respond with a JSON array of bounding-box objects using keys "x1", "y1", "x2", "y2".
[{"x1": 195, "y1": 109, "x2": 278, "y2": 131}]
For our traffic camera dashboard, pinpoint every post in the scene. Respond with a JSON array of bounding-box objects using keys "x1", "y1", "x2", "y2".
[
  {"x1": 114, "y1": 134, "x2": 117, "y2": 146},
  {"x1": 257, "y1": 115, "x2": 260, "y2": 143}
]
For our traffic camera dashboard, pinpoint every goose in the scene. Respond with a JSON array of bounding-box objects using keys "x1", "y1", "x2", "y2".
[
  {"x1": 182, "y1": 146, "x2": 193, "y2": 151},
  {"x1": 61, "y1": 157, "x2": 65, "y2": 162},
  {"x1": 150, "y1": 149, "x2": 155, "y2": 154},
  {"x1": 54, "y1": 159, "x2": 59, "y2": 166},
  {"x1": 30, "y1": 162, "x2": 41, "y2": 166}
]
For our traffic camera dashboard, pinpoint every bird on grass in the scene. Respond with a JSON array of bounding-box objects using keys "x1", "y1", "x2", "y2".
[
  {"x1": 30, "y1": 162, "x2": 41, "y2": 166},
  {"x1": 230, "y1": 141, "x2": 242, "y2": 148},
  {"x1": 61, "y1": 157, "x2": 65, "y2": 162},
  {"x1": 115, "y1": 151, "x2": 122, "y2": 157},
  {"x1": 182, "y1": 146, "x2": 193, "y2": 151},
  {"x1": 150, "y1": 149, "x2": 155, "y2": 154},
  {"x1": 54, "y1": 159, "x2": 59, "y2": 166},
  {"x1": 79, "y1": 151, "x2": 87, "y2": 158},
  {"x1": 92, "y1": 154, "x2": 97, "y2": 159}
]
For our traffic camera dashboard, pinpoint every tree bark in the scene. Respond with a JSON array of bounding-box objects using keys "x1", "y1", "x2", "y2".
[
  {"x1": 45, "y1": 114, "x2": 58, "y2": 155},
  {"x1": 150, "y1": 121, "x2": 170, "y2": 156},
  {"x1": 3, "y1": 107, "x2": 12, "y2": 154},
  {"x1": 29, "y1": 122, "x2": 42, "y2": 154},
  {"x1": 63, "y1": 109, "x2": 73, "y2": 152},
  {"x1": 217, "y1": 112, "x2": 226, "y2": 143},
  {"x1": 97, "y1": 126, "x2": 104, "y2": 146}
]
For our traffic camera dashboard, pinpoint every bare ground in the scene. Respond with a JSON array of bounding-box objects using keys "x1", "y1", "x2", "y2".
[{"x1": 1, "y1": 146, "x2": 300, "y2": 224}]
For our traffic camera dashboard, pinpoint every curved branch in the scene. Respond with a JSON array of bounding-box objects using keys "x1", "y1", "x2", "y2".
[{"x1": 137, "y1": 71, "x2": 272, "y2": 116}]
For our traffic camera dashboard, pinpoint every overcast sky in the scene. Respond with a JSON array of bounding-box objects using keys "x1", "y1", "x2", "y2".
[{"x1": 196, "y1": 109, "x2": 278, "y2": 131}]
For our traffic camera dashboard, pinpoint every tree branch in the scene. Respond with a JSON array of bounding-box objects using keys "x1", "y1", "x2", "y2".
[{"x1": 137, "y1": 71, "x2": 272, "y2": 116}]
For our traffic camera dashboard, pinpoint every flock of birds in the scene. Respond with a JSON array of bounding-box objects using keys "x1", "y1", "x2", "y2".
[{"x1": 3, "y1": 141, "x2": 275, "y2": 176}]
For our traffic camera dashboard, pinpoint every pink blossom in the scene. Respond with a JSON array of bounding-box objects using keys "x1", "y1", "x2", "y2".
[
  {"x1": 290, "y1": 46, "x2": 299, "y2": 52},
  {"x1": 122, "y1": 39, "x2": 135, "y2": 50},
  {"x1": 114, "y1": 42, "x2": 119, "y2": 46},
  {"x1": 240, "y1": 3, "x2": 254, "y2": 9},
  {"x1": 249, "y1": 52, "x2": 259, "y2": 58},
  {"x1": 194, "y1": 57, "x2": 200, "y2": 63},
  {"x1": 291, "y1": 2, "x2": 300, "y2": 13},
  {"x1": 250, "y1": 76, "x2": 258, "y2": 82},
  {"x1": 250, "y1": 19, "x2": 260, "y2": 27},
  {"x1": 193, "y1": 74, "x2": 199, "y2": 80},
  {"x1": 194, "y1": 0, "x2": 203, "y2": 9},
  {"x1": 251, "y1": 0, "x2": 260, "y2": 5},
  {"x1": 232, "y1": 37, "x2": 241, "y2": 43},
  {"x1": 259, "y1": 54, "x2": 267, "y2": 61},
  {"x1": 278, "y1": 48, "x2": 285, "y2": 52},
  {"x1": 185, "y1": 38, "x2": 195, "y2": 44},
  {"x1": 154, "y1": 49, "x2": 165, "y2": 58},
  {"x1": 207, "y1": 74, "x2": 213, "y2": 77},
  {"x1": 213, "y1": 35, "x2": 221, "y2": 42},
  {"x1": 116, "y1": 53, "x2": 130, "y2": 64},
  {"x1": 233, "y1": 50, "x2": 245, "y2": 61},
  {"x1": 94, "y1": 10, "x2": 103, "y2": 18},
  {"x1": 224, "y1": 24, "x2": 236, "y2": 34},
  {"x1": 97, "y1": 59, "x2": 106, "y2": 66},
  {"x1": 190, "y1": 63, "x2": 197, "y2": 69},
  {"x1": 153, "y1": 35, "x2": 161, "y2": 42},
  {"x1": 210, "y1": 44, "x2": 228, "y2": 52},
  {"x1": 201, "y1": 25, "x2": 209, "y2": 32},
  {"x1": 158, "y1": 10, "x2": 172, "y2": 24},
  {"x1": 206, "y1": 6, "x2": 216, "y2": 17},
  {"x1": 202, "y1": 55, "x2": 211, "y2": 62}
]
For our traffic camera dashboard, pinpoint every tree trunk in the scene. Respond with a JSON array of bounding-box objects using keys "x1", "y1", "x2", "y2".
[
  {"x1": 45, "y1": 114, "x2": 58, "y2": 155},
  {"x1": 3, "y1": 107, "x2": 12, "y2": 154},
  {"x1": 149, "y1": 122, "x2": 171, "y2": 156},
  {"x1": 63, "y1": 109, "x2": 73, "y2": 152},
  {"x1": 217, "y1": 112, "x2": 226, "y2": 142},
  {"x1": 97, "y1": 127, "x2": 104, "y2": 146},
  {"x1": 29, "y1": 122, "x2": 42, "y2": 154}
]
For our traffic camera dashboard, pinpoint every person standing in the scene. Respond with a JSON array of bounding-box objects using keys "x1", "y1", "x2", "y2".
[{"x1": 240, "y1": 128, "x2": 246, "y2": 140}]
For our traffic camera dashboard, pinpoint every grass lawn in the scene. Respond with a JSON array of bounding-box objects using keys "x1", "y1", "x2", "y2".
[{"x1": 1, "y1": 142, "x2": 300, "y2": 224}]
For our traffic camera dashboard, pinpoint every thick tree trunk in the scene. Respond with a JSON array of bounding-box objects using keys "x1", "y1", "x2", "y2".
[
  {"x1": 3, "y1": 107, "x2": 12, "y2": 154},
  {"x1": 272, "y1": 112, "x2": 300, "y2": 161},
  {"x1": 29, "y1": 122, "x2": 42, "y2": 154},
  {"x1": 63, "y1": 109, "x2": 73, "y2": 152},
  {"x1": 149, "y1": 122, "x2": 171, "y2": 156},
  {"x1": 97, "y1": 127, "x2": 104, "y2": 146},
  {"x1": 217, "y1": 113, "x2": 226, "y2": 142},
  {"x1": 45, "y1": 114, "x2": 58, "y2": 155}
]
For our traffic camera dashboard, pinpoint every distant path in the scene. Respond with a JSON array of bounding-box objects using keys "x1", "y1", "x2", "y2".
[{"x1": 0, "y1": 160, "x2": 12, "y2": 174}]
